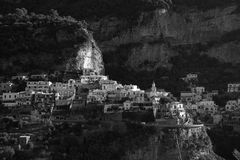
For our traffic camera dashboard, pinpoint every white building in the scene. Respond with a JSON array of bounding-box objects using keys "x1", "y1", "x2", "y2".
[
  {"x1": 185, "y1": 103, "x2": 198, "y2": 110},
  {"x1": 11, "y1": 75, "x2": 28, "y2": 81},
  {"x1": 50, "y1": 80, "x2": 75, "y2": 99},
  {"x1": 87, "y1": 89, "x2": 107, "y2": 103},
  {"x1": 167, "y1": 102, "x2": 186, "y2": 119},
  {"x1": 25, "y1": 81, "x2": 52, "y2": 93},
  {"x1": 186, "y1": 73, "x2": 198, "y2": 80},
  {"x1": 100, "y1": 80, "x2": 118, "y2": 91},
  {"x1": 124, "y1": 84, "x2": 140, "y2": 91},
  {"x1": 182, "y1": 73, "x2": 198, "y2": 82},
  {"x1": 17, "y1": 91, "x2": 34, "y2": 106},
  {"x1": 134, "y1": 90, "x2": 145, "y2": 103},
  {"x1": 228, "y1": 83, "x2": 240, "y2": 92},
  {"x1": 181, "y1": 91, "x2": 203, "y2": 103},
  {"x1": 2, "y1": 92, "x2": 19, "y2": 107},
  {"x1": 197, "y1": 100, "x2": 217, "y2": 113},
  {"x1": 123, "y1": 100, "x2": 132, "y2": 110},
  {"x1": 191, "y1": 86, "x2": 205, "y2": 95},
  {"x1": 80, "y1": 70, "x2": 108, "y2": 84},
  {"x1": 30, "y1": 74, "x2": 48, "y2": 80},
  {"x1": 124, "y1": 85, "x2": 145, "y2": 103},
  {"x1": 180, "y1": 92, "x2": 195, "y2": 103}
]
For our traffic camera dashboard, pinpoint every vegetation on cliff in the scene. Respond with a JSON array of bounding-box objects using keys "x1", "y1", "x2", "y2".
[
  {"x1": 0, "y1": 8, "x2": 102, "y2": 75},
  {"x1": 0, "y1": 0, "x2": 171, "y2": 21},
  {"x1": 172, "y1": 0, "x2": 240, "y2": 11},
  {"x1": 44, "y1": 122, "x2": 156, "y2": 160}
]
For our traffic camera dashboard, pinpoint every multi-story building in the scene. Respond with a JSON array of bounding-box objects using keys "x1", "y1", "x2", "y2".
[
  {"x1": 180, "y1": 92, "x2": 195, "y2": 103},
  {"x1": 123, "y1": 100, "x2": 132, "y2": 110},
  {"x1": 30, "y1": 74, "x2": 48, "y2": 80},
  {"x1": 167, "y1": 102, "x2": 186, "y2": 119},
  {"x1": 11, "y1": 74, "x2": 28, "y2": 81},
  {"x1": 182, "y1": 73, "x2": 198, "y2": 82},
  {"x1": 50, "y1": 80, "x2": 75, "y2": 99},
  {"x1": 228, "y1": 83, "x2": 240, "y2": 92},
  {"x1": 25, "y1": 81, "x2": 52, "y2": 93},
  {"x1": 80, "y1": 74, "x2": 108, "y2": 84},
  {"x1": 87, "y1": 89, "x2": 107, "y2": 103},
  {"x1": 132, "y1": 90, "x2": 145, "y2": 103},
  {"x1": 2, "y1": 92, "x2": 19, "y2": 108},
  {"x1": 186, "y1": 73, "x2": 198, "y2": 80},
  {"x1": 180, "y1": 91, "x2": 202, "y2": 103},
  {"x1": 16, "y1": 91, "x2": 34, "y2": 106},
  {"x1": 100, "y1": 80, "x2": 119, "y2": 91},
  {"x1": 123, "y1": 84, "x2": 145, "y2": 102},
  {"x1": 80, "y1": 69, "x2": 108, "y2": 84},
  {"x1": 124, "y1": 84, "x2": 139, "y2": 91},
  {"x1": 191, "y1": 86, "x2": 205, "y2": 95},
  {"x1": 197, "y1": 100, "x2": 217, "y2": 113}
]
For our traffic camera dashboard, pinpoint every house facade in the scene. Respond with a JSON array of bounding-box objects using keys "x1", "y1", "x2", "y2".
[
  {"x1": 228, "y1": 83, "x2": 240, "y2": 92},
  {"x1": 25, "y1": 81, "x2": 52, "y2": 93},
  {"x1": 50, "y1": 82, "x2": 75, "y2": 99},
  {"x1": 2, "y1": 92, "x2": 19, "y2": 107}
]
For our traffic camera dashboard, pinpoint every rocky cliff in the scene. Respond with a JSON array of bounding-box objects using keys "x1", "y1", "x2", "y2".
[
  {"x1": 0, "y1": 9, "x2": 104, "y2": 75},
  {"x1": 89, "y1": 1, "x2": 240, "y2": 71},
  {"x1": 1, "y1": 0, "x2": 240, "y2": 90},
  {"x1": 123, "y1": 126, "x2": 223, "y2": 160}
]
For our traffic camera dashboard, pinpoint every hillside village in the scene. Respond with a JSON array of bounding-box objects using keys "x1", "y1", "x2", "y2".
[{"x1": 0, "y1": 67, "x2": 240, "y2": 159}]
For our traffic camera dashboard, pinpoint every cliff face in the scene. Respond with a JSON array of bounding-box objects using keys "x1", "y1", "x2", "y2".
[
  {"x1": 89, "y1": 3, "x2": 240, "y2": 71},
  {"x1": 123, "y1": 127, "x2": 223, "y2": 160},
  {"x1": 1, "y1": 0, "x2": 240, "y2": 89},
  {"x1": 0, "y1": 9, "x2": 104, "y2": 75}
]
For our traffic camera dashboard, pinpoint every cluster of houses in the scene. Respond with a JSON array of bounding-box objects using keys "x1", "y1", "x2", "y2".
[
  {"x1": 1, "y1": 70, "x2": 240, "y2": 160},
  {"x1": 180, "y1": 86, "x2": 218, "y2": 114},
  {"x1": 0, "y1": 71, "x2": 240, "y2": 127},
  {"x1": 180, "y1": 74, "x2": 240, "y2": 131},
  {"x1": 0, "y1": 70, "x2": 187, "y2": 125}
]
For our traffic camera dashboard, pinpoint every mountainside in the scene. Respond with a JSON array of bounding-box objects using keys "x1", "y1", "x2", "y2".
[
  {"x1": 0, "y1": 8, "x2": 104, "y2": 75},
  {"x1": 1, "y1": 0, "x2": 240, "y2": 91}
]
